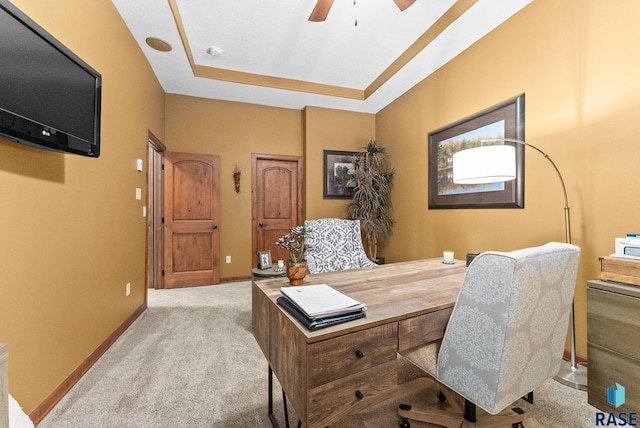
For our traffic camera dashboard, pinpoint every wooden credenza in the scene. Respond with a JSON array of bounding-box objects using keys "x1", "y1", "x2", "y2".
[
  {"x1": 587, "y1": 279, "x2": 640, "y2": 412},
  {"x1": 252, "y1": 259, "x2": 466, "y2": 428}
]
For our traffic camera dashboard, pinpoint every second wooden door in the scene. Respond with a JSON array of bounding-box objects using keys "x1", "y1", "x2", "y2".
[{"x1": 252, "y1": 153, "x2": 304, "y2": 266}]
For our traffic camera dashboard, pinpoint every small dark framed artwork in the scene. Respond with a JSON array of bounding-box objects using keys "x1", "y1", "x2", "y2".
[
  {"x1": 323, "y1": 150, "x2": 358, "y2": 199},
  {"x1": 428, "y1": 94, "x2": 525, "y2": 209},
  {"x1": 258, "y1": 250, "x2": 272, "y2": 269}
]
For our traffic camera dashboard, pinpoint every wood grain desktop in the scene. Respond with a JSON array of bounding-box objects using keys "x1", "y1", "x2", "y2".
[{"x1": 251, "y1": 258, "x2": 466, "y2": 428}]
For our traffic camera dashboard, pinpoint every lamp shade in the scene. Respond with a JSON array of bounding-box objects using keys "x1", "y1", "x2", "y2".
[{"x1": 452, "y1": 145, "x2": 516, "y2": 184}]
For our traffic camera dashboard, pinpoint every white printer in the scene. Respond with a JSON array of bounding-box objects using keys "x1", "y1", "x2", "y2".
[{"x1": 612, "y1": 235, "x2": 640, "y2": 259}]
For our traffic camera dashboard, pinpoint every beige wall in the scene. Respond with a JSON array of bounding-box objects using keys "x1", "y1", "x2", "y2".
[
  {"x1": 0, "y1": 0, "x2": 165, "y2": 414},
  {"x1": 4, "y1": 0, "x2": 639, "y2": 416},
  {"x1": 376, "y1": 0, "x2": 640, "y2": 357},
  {"x1": 164, "y1": 99, "x2": 375, "y2": 278},
  {"x1": 304, "y1": 106, "x2": 376, "y2": 220},
  {"x1": 164, "y1": 95, "x2": 304, "y2": 278}
]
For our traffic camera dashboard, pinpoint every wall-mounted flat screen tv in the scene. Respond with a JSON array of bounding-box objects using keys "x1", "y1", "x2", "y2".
[{"x1": 0, "y1": 0, "x2": 101, "y2": 157}]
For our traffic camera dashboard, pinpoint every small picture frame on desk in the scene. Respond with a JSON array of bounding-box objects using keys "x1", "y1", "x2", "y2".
[{"x1": 258, "y1": 250, "x2": 272, "y2": 269}]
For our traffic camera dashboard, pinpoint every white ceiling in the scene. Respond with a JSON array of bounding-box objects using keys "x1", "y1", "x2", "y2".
[{"x1": 111, "y1": 0, "x2": 533, "y2": 114}]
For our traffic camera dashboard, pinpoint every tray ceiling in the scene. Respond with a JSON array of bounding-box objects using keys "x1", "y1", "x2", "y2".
[{"x1": 111, "y1": 0, "x2": 533, "y2": 113}]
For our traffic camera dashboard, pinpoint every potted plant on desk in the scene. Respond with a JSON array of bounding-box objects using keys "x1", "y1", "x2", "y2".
[{"x1": 276, "y1": 225, "x2": 311, "y2": 285}]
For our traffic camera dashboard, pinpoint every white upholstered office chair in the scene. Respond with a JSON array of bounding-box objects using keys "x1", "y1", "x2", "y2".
[
  {"x1": 304, "y1": 218, "x2": 377, "y2": 274},
  {"x1": 398, "y1": 242, "x2": 581, "y2": 428}
]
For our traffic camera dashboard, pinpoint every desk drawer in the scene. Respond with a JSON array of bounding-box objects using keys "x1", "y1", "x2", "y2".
[
  {"x1": 308, "y1": 323, "x2": 397, "y2": 388},
  {"x1": 398, "y1": 308, "x2": 453, "y2": 352},
  {"x1": 308, "y1": 359, "x2": 397, "y2": 428}
]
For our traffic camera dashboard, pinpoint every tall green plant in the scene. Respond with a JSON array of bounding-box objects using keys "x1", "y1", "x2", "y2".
[{"x1": 346, "y1": 139, "x2": 394, "y2": 261}]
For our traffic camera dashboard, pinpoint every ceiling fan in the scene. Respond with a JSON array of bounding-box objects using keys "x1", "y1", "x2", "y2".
[{"x1": 308, "y1": 0, "x2": 416, "y2": 22}]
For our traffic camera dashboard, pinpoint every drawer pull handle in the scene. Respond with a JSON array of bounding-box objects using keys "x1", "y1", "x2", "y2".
[
  {"x1": 355, "y1": 390, "x2": 364, "y2": 400},
  {"x1": 355, "y1": 349, "x2": 364, "y2": 358}
]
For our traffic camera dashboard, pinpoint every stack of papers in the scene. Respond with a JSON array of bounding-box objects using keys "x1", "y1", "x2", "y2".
[
  {"x1": 277, "y1": 284, "x2": 366, "y2": 330},
  {"x1": 280, "y1": 284, "x2": 365, "y2": 318}
]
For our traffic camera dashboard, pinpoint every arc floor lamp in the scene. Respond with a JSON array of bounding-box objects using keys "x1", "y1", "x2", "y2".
[{"x1": 452, "y1": 137, "x2": 587, "y2": 391}]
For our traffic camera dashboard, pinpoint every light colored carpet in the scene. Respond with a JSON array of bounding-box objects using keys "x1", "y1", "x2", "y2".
[{"x1": 38, "y1": 281, "x2": 599, "y2": 427}]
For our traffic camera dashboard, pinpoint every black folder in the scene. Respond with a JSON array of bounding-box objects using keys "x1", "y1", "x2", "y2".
[{"x1": 277, "y1": 296, "x2": 366, "y2": 331}]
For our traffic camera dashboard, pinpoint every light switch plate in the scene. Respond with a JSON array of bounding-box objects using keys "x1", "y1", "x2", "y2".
[
  {"x1": 136, "y1": 159, "x2": 143, "y2": 171},
  {"x1": 135, "y1": 188, "x2": 142, "y2": 200}
]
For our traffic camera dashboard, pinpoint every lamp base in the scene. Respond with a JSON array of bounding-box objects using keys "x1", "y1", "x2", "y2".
[{"x1": 554, "y1": 360, "x2": 587, "y2": 391}]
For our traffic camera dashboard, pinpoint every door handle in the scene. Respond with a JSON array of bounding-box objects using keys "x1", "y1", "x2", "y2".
[
  {"x1": 211, "y1": 224, "x2": 218, "y2": 229},
  {"x1": 259, "y1": 222, "x2": 265, "y2": 227}
]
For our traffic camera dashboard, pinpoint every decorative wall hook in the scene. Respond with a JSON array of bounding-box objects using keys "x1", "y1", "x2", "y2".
[{"x1": 233, "y1": 166, "x2": 241, "y2": 193}]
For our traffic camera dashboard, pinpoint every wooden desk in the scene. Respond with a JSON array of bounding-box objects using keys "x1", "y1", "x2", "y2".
[{"x1": 252, "y1": 258, "x2": 466, "y2": 428}]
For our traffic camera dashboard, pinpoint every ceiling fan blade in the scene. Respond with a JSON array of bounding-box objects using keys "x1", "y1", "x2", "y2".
[
  {"x1": 393, "y1": 0, "x2": 416, "y2": 11},
  {"x1": 309, "y1": 0, "x2": 334, "y2": 22}
]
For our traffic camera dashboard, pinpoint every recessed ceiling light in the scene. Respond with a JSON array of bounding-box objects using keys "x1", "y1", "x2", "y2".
[
  {"x1": 145, "y1": 37, "x2": 172, "y2": 52},
  {"x1": 206, "y1": 47, "x2": 222, "y2": 57}
]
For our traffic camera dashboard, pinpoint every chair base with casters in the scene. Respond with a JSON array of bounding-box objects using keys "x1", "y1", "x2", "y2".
[{"x1": 397, "y1": 377, "x2": 526, "y2": 428}]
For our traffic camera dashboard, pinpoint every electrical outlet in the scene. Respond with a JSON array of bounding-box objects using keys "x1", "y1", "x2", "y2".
[
  {"x1": 226, "y1": 255, "x2": 231, "y2": 263},
  {"x1": 126, "y1": 282, "x2": 131, "y2": 296}
]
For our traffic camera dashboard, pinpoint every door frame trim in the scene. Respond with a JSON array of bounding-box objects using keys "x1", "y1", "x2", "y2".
[{"x1": 147, "y1": 131, "x2": 166, "y2": 289}]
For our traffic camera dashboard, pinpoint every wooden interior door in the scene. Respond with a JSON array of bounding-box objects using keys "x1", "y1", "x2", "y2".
[
  {"x1": 164, "y1": 151, "x2": 220, "y2": 288},
  {"x1": 252, "y1": 154, "x2": 304, "y2": 266}
]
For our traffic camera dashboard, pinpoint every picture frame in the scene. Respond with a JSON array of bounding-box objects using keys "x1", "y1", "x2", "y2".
[
  {"x1": 428, "y1": 94, "x2": 525, "y2": 209},
  {"x1": 323, "y1": 150, "x2": 358, "y2": 199},
  {"x1": 258, "y1": 250, "x2": 272, "y2": 269}
]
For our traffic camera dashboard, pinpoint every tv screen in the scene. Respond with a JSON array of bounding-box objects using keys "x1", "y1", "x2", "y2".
[{"x1": 0, "y1": 0, "x2": 101, "y2": 157}]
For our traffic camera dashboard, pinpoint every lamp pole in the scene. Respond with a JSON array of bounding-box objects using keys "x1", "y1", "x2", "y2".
[{"x1": 482, "y1": 138, "x2": 586, "y2": 391}]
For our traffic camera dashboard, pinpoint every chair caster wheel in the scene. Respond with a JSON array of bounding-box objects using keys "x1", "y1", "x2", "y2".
[
  {"x1": 512, "y1": 423, "x2": 524, "y2": 428},
  {"x1": 400, "y1": 417, "x2": 411, "y2": 428}
]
